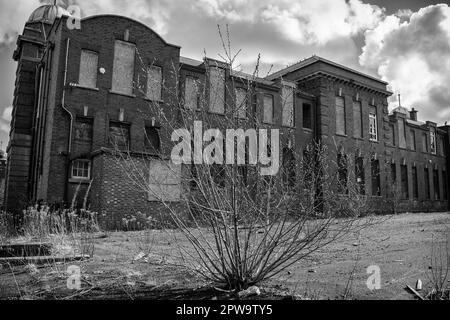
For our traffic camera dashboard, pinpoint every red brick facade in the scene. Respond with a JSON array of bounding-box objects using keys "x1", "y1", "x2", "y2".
[{"x1": 4, "y1": 5, "x2": 449, "y2": 229}]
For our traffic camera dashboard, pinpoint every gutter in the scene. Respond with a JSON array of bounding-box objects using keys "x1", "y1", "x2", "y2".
[{"x1": 61, "y1": 37, "x2": 74, "y2": 205}]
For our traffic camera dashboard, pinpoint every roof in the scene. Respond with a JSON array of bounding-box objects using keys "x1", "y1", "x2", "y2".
[
  {"x1": 266, "y1": 55, "x2": 388, "y2": 85},
  {"x1": 27, "y1": 4, "x2": 69, "y2": 24},
  {"x1": 180, "y1": 56, "x2": 275, "y2": 86}
]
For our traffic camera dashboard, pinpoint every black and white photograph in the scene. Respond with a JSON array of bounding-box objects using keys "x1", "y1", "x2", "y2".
[{"x1": 0, "y1": 0, "x2": 449, "y2": 309}]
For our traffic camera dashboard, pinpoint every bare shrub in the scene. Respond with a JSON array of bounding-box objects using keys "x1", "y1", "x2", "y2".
[
  {"x1": 109, "y1": 26, "x2": 376, "y2": 292},
  {"x1": 426, "y1": 232, "x2": 450, "y2": 300}
]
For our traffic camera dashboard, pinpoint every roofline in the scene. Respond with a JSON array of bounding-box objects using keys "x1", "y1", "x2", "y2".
[
  {"x1": 80, "y1": 14, "x2": 181, "y2": 49},
  {"x1": 267, "y1": 56, "x2": 388, "y2": 86}
]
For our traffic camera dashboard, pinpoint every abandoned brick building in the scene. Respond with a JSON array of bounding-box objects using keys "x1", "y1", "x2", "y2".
[{"x1": 3, "y1": 4, "x2": 450, "y2": 228}]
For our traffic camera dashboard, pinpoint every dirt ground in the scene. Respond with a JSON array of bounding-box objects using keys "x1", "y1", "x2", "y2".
[{"x1": 1, "y1": 212, "x2": 449, "y2": 300}]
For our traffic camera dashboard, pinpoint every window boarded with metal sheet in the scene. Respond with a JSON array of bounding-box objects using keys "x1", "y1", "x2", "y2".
[
  {"x1": 335, "y1": 97, "x2": 346, "y2": 135},
  {"x1": 209, "y1": 67, "x2": 225, "y2": 114},
  {"x1": 112, "y1": 40, "x2": 135, "y2": 95},
  {"x1": 148, "y1": 161, "x2": 181, "y2": 202},
  {"x1": 79, "y1": 50, "x2": 98, "y2": 88},
  {"x1": 353, "y1": 101, "x2": 362, "y2": 138}
]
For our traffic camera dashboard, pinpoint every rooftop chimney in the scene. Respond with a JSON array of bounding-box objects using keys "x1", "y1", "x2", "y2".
[{"x1": 410, "y1": 108, "x2": 418, "y2": 121}]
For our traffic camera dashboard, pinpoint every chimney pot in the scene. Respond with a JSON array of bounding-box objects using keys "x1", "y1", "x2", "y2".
[{"x1": 410, "y1": 108, "x2": 418, "y2": 121}]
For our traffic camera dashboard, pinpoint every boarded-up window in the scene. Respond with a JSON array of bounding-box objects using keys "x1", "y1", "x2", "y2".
[
  {"x1": 109, "y1": 122, "x2": 130, "y2": 149},
  {"x1": 369, "y1": 106, "x2": 378, "y2": 141},
  {"x1": 433, "y1": 169, "x2": 440, "y2": 200},
  {"x1": 209, "y1": 67, "x2": 225, "y2": 114},
  {"x1": 422, "y1": 132, "x2": 428, "y2": 153},
  {"x1": 424, "y1": 168, "x2": 430, "y2": 199},
  {"x1": 235, "y1": 88, "x2": 248, "y2": 119},
  {"x1": 145, "y1": 126, "x2": 161, "y2": 153},
  {"x1": 335, "y1": 97, "x2": 346, "y2": 135},
  {"x1": 79, "y1": 50, "x2": 98, "y2": 88},
  {"x1": 148, "y1": 161, "x2": 181, "y2": 202},
  {"x1": 112, "y1": 40, "x2": 135, "y2": 95},
  {"x1": 398, "y1": 119, "x2": 406, "y2": 148},
  {"x1": 263, "y1": 95, "x2": 274, "y2": 124},
  {"x1": 400, "y1": 164, "x2": 408, "y2": 199},
  {"x1": 353, "y1": 101, "x2": 362, "y2": 138},
  {"x1": 185, "y1": 76, "x2": 200, "y2": 110},
  {"x1": 303, "y1": 103, "x2": 312, "y2": 129},
  {"x1": 438, "y1": 137, "x2": 445, "y2": 156},
  {"x1": 282, "y1": 86, "x2": 294, "y2": 127},
  {"x1": 409, "y1": 130, "x2": 416, "y2": 151},
  {"x1": 147, "y1": 66, "x2": 162, "y2": 101},
  {"x1": 371, "y1": 159, "x2": 381, "y2": 196},
  {"x1": 412, "y1": 166, "x2": 419, "y2": 199}
]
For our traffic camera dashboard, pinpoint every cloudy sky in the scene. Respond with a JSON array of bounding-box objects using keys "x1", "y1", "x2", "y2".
[{"x1": 0, "y1": 0, "x2": 449, "y2": 148}]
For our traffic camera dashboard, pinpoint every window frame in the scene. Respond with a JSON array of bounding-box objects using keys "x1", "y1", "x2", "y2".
[
  {"x1": 369, "y1": 106, "x2": 378, "y2": 142},
  {"x1": 235, "y1": 87, "x2": 248, "y2": 119},
  {"x1": 71, "y1": 159, "x2": 91, "y2": 180}
]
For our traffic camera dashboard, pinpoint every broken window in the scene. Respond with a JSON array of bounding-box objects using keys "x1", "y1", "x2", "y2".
[
  {"x1": 282, "y1": 85, "x2": 294, "y2": 127},
  {"x1": 147, "y1": 65, "x2": 162, "y2": 101},
  {"x1": 335, "y1": 96, "x2": 346, "y2": 135},
  {"x1": 148, "y1": 160, "x2": 181, "y2": 202},
  {"x1": 369, "y1": 106, "x2": 378, "y2": 141},
  {"x1": 263, "y1": 95, "x2": 274, "y2": 124},
  {"x1": 112, "y1": 40, "x2": 135, "y2": 95},
  {"x1": 430, "y1": 129, "x2": 437, "y2": 155},
  {"x1": 79, "y1": 50, "x2": 98, "y2": 88},
  {"x1": 353, "y1": 101, "x2": 363, "y2": 138},
  {"x1": 209, "y1": 66, "x2": 225, "y2": 114}
]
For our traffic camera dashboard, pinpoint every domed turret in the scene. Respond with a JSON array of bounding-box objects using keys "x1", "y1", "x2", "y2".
[{"x1": 27, "y1": 4, "x2": 69, "y2": 25}]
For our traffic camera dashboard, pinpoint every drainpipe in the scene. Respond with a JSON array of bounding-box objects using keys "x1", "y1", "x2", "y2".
[{"x1": 61, "y1": 38, "x2": 74, "y2": 206}]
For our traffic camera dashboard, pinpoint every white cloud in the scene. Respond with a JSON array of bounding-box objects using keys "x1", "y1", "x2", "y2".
[
  {"x1": 0, "y1": 106, "x2": 12, "y2": 134},
  {"x1": 359, "y1": 4, "x2": 450, "y2": 124}
]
